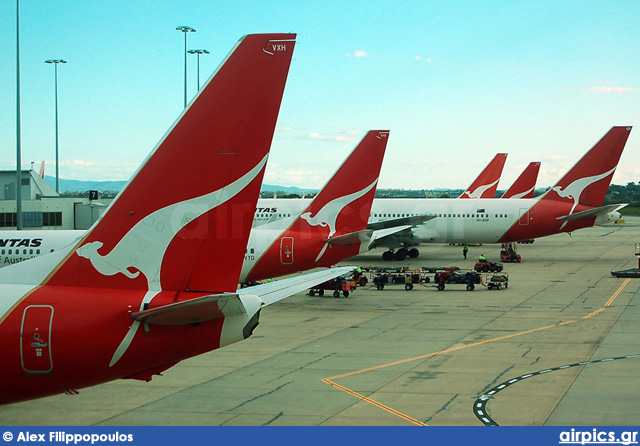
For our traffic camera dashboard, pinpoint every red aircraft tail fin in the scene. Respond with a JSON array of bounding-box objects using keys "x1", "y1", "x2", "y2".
[
  {"x1": 297, "y1": 130, "x2": 390, "y2": 237},
  {"x1": 542, "y1": 126, "x2": 632, "y2": 207},
  {"x1": 502, "y1": 162, "x2": 540, "y2": 199},
  {"x1": 459, "y1": 153, "x2": 507, "y2": 199},
  {"x1": 242, "y1": 131, "x2": 389, "y2": 282},
  {"x1": 47, "y1": 34, "x2": 296, "y2": 293}
]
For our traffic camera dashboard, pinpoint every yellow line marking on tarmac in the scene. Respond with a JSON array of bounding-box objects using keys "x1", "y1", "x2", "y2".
[
  {"x1": 606, "y1": 278, "x2": 630, "y2": 307},
  {"x1": 322, "y1": 278, "x2": 633, "y2": 424},
  {"x1": 321, "y1": 379, "x2": 428, "y2": 426},
  {"x1": 584, "y1": 308, "x2": 605, "y2": 319}
]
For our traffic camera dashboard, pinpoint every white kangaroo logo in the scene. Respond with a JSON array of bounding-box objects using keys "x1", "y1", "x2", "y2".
[
  {"x1": 509, "y1": 186, "x2": 535, "y2": 199},
  {"x1": 77, "y1": 155, "x2": 268, "y2": 290},
  {"x1": 462, "y1": 178, "x2": 499, "y2": 199},
  {"x1": 301, "y1": 179, "x2": 377, "y2": 262},
  {"x1": 551, "y1": 166, "x2": 616, "y2": 229},
  {"x1": 75, "y1": 155, "x2": 268, "y2": 367}
]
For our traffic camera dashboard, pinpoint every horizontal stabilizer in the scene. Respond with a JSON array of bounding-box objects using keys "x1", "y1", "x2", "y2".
[
  {"x1": 367, "y1": 214, "x2": 436, "y2": 230},
  {"x1": 326, "y1": 230, "x2": 374, "y2": 246},
  {"x1": 131, "y1": 293, "x2": 245, "y2": 325},
  {"x1": 556, "y1": 203, "x2": 628, "y2": 222},
  {"x1": 238, "y1": 266, "x2": 355, "y2": 306}
]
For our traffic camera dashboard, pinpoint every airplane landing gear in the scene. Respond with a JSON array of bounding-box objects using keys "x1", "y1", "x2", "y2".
[{"x1": 381, "y1": 247, "x2": 420, "y2": 260}]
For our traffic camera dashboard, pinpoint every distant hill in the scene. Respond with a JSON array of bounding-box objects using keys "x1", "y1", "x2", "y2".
[
  {"x1": 45, "y1": 175, "x2": 318, "y2": 194},
  {"x1": 44, "y1": 176, "x2": 127, "y2": 192}
]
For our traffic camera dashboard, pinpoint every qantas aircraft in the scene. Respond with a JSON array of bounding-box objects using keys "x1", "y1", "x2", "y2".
[
  {"x1": 241, "y1": 130, "x2": 391, "y2": 282},
  {"x1": 0, "y1": 33, "x2": 353, "y2": 405},
  {"x1": 0, "y1": 131, "x2": 399, "y2": 280},
  {"x1": 0, "y1": 231, "x2": 81, "y2": 267},
  {"x1": 255, "y1": 126, "x2": 632, "y2": 260},
  {"x1": 501, "y1": 161, "x2": 541, "y2": 199},
  {"x1": 459, "y1": 153, "x2": 508, "y2": 199}
]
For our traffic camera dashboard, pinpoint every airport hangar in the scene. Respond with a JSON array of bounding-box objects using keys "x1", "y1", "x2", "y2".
[{"x1": 0, "y1": 169, "x2": 108, "y2": 231}]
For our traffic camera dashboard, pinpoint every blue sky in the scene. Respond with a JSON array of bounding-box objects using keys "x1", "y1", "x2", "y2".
[{"x1": 1, "y1": 1, "x2": 639, "y2": 190}]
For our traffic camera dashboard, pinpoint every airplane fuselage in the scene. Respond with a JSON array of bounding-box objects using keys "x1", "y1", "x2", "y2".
[{"x1": 255, "y1": 197, "x2": 620, "y2": 245}]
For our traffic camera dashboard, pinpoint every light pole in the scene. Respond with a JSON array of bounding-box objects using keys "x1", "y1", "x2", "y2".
[
  {"x1": 16, "y1": 0, "x2": 22, "y2": 229},
  {"x1": 45, "y1": 59, "x2": 67, "y2": 194},
  {"x1": 176, "y1": 26, "x2": 195, "y2": 108},
  {"x1": 187, "y1": 49, "x2": 209, "y2": 91}
]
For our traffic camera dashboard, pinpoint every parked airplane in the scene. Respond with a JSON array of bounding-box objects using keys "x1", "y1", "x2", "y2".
[
  {"x1": 254, "y1": 127, "x2": 631, "y2": 260},
  {"x1": 0, "y1": 231, "x2": 81, "y2": 267},
  {"x1": 0, "y1": 33, "x2": 352, "y2": 406},
  {"x1": 459, "y1": 153, "x2": 508, "y2": 198},
  {"x1": 0, "y1": 132, "x2": 400, "y2": 279},
  {"x1": 501, "y1": 162, "x2": 541, "y2": 199},
  {"x1": 241, "y1": 130, "x2": 390, "y2": 282}
]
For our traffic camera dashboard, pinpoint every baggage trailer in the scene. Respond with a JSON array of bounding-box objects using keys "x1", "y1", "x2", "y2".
[
  {"x1": 434, "y1": 270, "x2": 482, "y2": 291},
  {"x1": 309, "y1": 275, "x2": 356, "y2": 297}
]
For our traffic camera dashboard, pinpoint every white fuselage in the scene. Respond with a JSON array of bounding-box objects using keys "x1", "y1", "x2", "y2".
[{"x1": 0, "y1": 230, "x2": 83, "y2": 268}]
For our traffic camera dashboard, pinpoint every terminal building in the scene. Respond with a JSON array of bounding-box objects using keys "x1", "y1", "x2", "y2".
[{"x1": 0, "y1": 170, "x2": 110, "y2": 231}]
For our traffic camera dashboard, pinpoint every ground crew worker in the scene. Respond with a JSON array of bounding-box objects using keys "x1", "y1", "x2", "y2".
[
  {"x1": 463, "y1": 245, "x2": 469, "y2": 259},
  {"x1": 479, "y1": 254, "x2": 486, "y2": 262}
]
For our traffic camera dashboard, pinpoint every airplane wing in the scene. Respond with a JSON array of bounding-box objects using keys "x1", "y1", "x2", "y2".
[
  {"x1": 370, "y1": 224, "x2": 413, "y2": 243},
  {"x1": 238, "y1": 266, "x2": 356, "y2": 306},
  {"x1": 367, "y1": 214, "x2": 436, "y2": 230},
  {"x1": 556, "y1": 203, "x2": 628, "y2": 222},
  {"x1": 326, "y1": 230, "x2": 374, "y2": 246},
  {"x1": 131, "y1": 293, "x2": 245, "y2": 326}
]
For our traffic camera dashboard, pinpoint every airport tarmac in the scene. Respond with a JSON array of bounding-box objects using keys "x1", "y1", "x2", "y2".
[{"x1": 1, "y1": 220, "x2": 639, "y2": 426}]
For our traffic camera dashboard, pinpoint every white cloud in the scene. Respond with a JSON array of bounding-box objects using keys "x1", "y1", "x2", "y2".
[
  {"x1": 346, "y1": 50, "x2": 368, "y2": 58},
  {"x1": 415, "y1": 55, "x2": 432, "y2": 63}
]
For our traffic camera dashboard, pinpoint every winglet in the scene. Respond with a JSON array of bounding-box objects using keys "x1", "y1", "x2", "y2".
[{"x1": 459, "y1": 153, "x2": 508, "y2": 199}]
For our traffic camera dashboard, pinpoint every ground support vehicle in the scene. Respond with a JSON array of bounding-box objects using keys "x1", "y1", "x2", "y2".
[
  {"x1": 500, "y1": 243, "x2": 521, "y2": 263},
  {"x1": 485, "y1": 273, "x2": 509, "y2": 290},
  {"x1": 309, "y1": 275, "x2": 356, "y2": 297},
  {"x1": 474, "y1": 260, "x2": 504, "y2": 273},
  {"x1": 434, "y1": 270, "x2": 482, "y2": 291},
  {"x1": 368, "y1": 266, "x2": 431, "y2": 291}
]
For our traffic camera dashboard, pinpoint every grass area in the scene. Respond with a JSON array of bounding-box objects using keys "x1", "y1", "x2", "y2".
[{"x1": 621, "y1": 207, "x2": 640, "y2": 216}]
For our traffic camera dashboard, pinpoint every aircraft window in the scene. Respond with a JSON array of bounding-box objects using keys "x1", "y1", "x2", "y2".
[
  {"x1": 29, "y1": 249, "x2": 33, "y2": 254},
  {"x1": 0, "y1": 249, "x2": 4, "y2": 255},
  {"x1": 8, "y1": 249, "x2": 12, "y2": 254},
  {"x1": 50, "y1": 249, "x2": 54, "y2": 253},
  {"x1": 37, "y1": 249, "x2": 40, "y2": 254},
  {"x1": 250, "y1": 248, "x2": 255, "y2": 254},
  {"x1": 458, "y1": 214, "x2": 461, "y2": 218}
]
